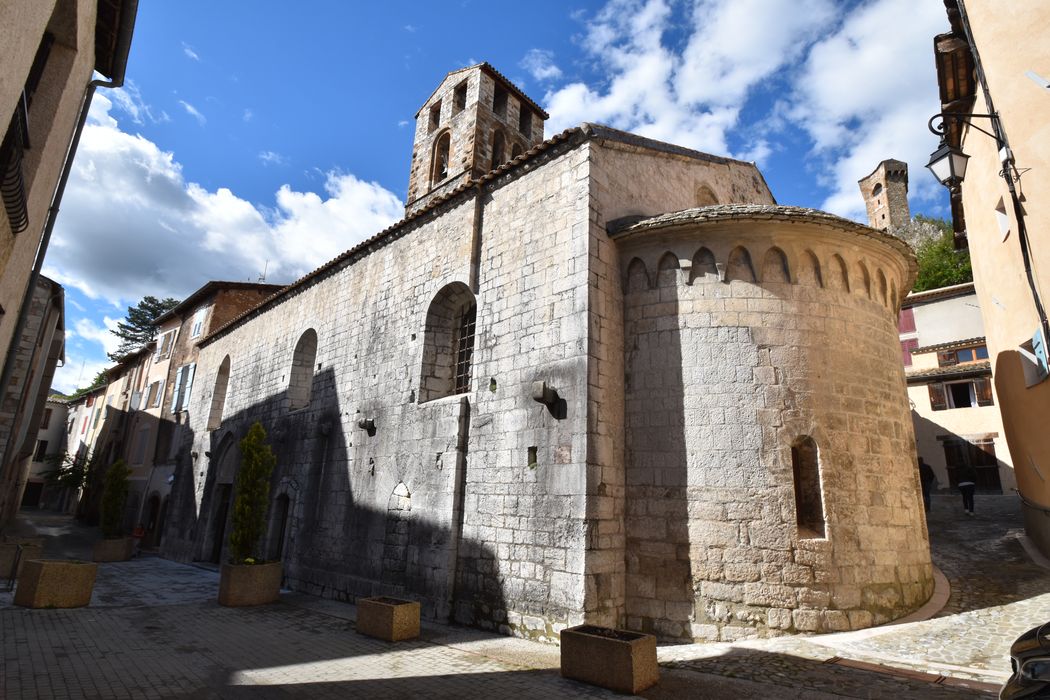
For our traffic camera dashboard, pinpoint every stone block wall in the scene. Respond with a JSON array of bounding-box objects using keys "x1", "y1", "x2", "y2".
[
  {"x1": 407, "y1": 66, "x2": 545, "y2": 215},
  {"x1": 615, "y1": 209, "x2": 932, "y2": 642},
  {"x1": 170, "y1": 142, "x2": 597, "y2": 641}
]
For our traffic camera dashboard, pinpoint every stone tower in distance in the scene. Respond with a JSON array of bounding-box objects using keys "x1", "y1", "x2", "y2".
[
  {"x1": 406, "y1": 63, "x2": 548, "y2": 216},
  {"x1": 858, "y1": 159, "x2": 910, "y2": 231}
]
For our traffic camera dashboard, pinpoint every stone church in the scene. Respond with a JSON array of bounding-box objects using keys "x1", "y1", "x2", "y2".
[{"x1": 163, "y1": 63, "x2": 933, "y2": 643}]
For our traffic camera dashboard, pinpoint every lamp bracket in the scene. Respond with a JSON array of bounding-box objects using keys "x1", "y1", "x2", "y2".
[{"x1": 928, "y1": 112, "x2": 1000, "y2": 142}]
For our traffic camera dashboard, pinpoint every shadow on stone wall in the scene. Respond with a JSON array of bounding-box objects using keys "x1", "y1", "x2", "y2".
[
  {"x1": 161, "y1": 367, "x2": 507, "y2": 629},
  {"x1": 911, "y1": 409, "x2": 1010, "y2": 493},
  {"x1": 623, "y1": 254, "x2": 694, "y2": 639}
]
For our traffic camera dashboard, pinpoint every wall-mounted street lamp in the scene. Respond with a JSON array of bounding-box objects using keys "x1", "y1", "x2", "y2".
[{"x1": 925, "y1": 111, "x2": 1002, "y2": 189}]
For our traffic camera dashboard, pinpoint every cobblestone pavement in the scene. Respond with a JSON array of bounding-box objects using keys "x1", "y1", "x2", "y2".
[{"x1": 2, "y1": 497, "x2": 1047, "y2": 698}]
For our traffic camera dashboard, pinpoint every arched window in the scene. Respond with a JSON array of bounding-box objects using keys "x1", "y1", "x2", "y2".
[
  {"x1": 791, "y1": 436, "x2": 825, "y2": 538},
  {"x1": 289, "y1": 329, "x2": 317, "y2": 411},
  {"x1": 490, "y1": 130, "x2": 506, "y2": 171},
  {"x1": 419, "y1": 283, "x2": 476, "y2": 402},
  {"x1": 207, "y1": 355, "x2": 231, "y2": 430},
  {"x1": 432, "y1": 132, "x2": 451, "y2": 185},
  {"x1": 872, "y1": 183, "x2": 883, "y2": 197}
]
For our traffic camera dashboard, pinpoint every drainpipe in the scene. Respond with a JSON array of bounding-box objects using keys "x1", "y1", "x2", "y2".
[{"x1": 0, "y1": 2, "x2": 138, "y2": 420}]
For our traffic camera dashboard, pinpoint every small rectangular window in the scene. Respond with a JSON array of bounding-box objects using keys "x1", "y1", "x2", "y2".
[
  {"x1": 975, "y1": 345, "x2": 989, "y2": 360},
  {"x1": 41, "y1": 408, "x2": 51, "y2": 429},
  {"x1": 937, "y1": 351, "x2": 958, "y2": 367},
  {"x1": 429, "y1": 101, "x2": 441, "y2": 132},
  {"x1": 453, "y1": 81, "x2": 467, "y2": 113},
  {"x1": 956, "y1": 348, "x2": 974, "y2": 363},
  {"x1": 190, "y1": 307, "x2": 207, "y2": 338},
  {"x1": 33, "y1": 439, "x2": 48, "y2": 462},
  {"x1": 947, "y1": 381, "x2": 975, "y2": 408},
  {"x1": 493, "y1": 85, "x2": 508, "y2": 117},
  {"x1": 155, "y1": 329, "x2": 177, "y2": 360},
  {"x1": 518, "y1": 107, "x2": 531, "y2": 135}
]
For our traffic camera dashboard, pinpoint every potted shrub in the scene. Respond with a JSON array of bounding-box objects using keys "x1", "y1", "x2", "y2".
[
  {"x1": 218, "y1": 422, "x2": 282, "y2": 606},
  {"x1": 14, "y1": 559, "x2": 98, "y2": 608},
  {"x1": 356, "y1": 597, "x2": 421, "y2": 641},
  {"x1": 92, "y1": 460, "x2": 134, "y2": 562},
  {"x1": 560, "y1": 624, "x2": 659, "y2": 694}
]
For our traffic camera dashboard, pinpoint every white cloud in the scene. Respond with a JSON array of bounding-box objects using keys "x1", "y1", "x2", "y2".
[
  {"x1": 542, "y1": 0, "x2": 947, "y2": 218},
  {"x1": 108, "y1": 81, "x2": 170, "y2": 125},
  {"x1": 785, "y1": 0, "x2": 947, "y2": 218},
  {"x1": 258, "y1": 150, "x2": 286, "y2": 166},
  {"x1": 73, "y1": 316, "x2": 121, "y2": 357},
  {"x1": 52, "y1": 355, "x2": 110, "y2": 395},
  {"x1": 179, "y1": 100, "x2": 206, "y2": 125},
  {"x1": 397, "y1": 119, "x2": 409, "y2": 128},
  {"x1": 521, "y1": 49, "x2": 563, "y2": 82},
  {"x1": 182, "y1": 42, "x2": 200, "y2": 61},
  {"x1": 44, "y1": 93, "x2": 404, "y2": 308},
  {"x1": 243, "y1": 108, "x2": 254, "y2": 122},
  {"x1": 543, "y1": 0, "x2": 834, "y2": 158}
]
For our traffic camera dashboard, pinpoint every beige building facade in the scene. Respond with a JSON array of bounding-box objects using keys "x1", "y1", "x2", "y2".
[
  {"x1": 158, "y1": 68, "x2": 932, "y2": 644},
  {"x1": 900, "y1": 283, "x2": 1014, "y2": 494},
  {"x1": 0, "y1": 0, "x2": 137, "y2": 530},
  {"x1": 933, "y1": 1, "x2": 1050, "y2": 553}
]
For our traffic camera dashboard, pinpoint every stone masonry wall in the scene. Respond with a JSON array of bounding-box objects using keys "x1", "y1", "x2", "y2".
[
  {"x1": 616, "y1": 214, "x2": 932, "y2": 642},
  {"x1": 171, "y1": 142, "x2": 595, "y2": 642}
]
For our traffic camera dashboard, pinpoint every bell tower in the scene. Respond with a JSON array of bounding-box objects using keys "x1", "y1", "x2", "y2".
[
  {"x1": 406, "y1": 63, "x2": 548, "y2": 216},
  {"x1": 858, "y1": 159, "x2": 910, "y2": 232}
]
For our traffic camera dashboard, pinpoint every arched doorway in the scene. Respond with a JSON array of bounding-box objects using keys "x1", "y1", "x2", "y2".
[
  {"x1": 269, "y1": 493, "x2": 291, "y2": 561},
  {"x1": 205, "y1": 434, "x2": 240, "y2": 564},
  {"x1": 142, "y1": 493, "x2": 161, "y2": 549}
]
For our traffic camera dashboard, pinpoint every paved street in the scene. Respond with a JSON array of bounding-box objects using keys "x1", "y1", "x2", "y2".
[{"x1": 2, "y1": 494, "x2": 1047, "y2": 698}]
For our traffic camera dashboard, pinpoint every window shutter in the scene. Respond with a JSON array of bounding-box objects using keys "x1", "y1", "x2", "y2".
[
  {"x1": 170, "y1": 366, "x2": 184, "y2": 412},
  {"x1": 898, "y1": 308, "x2": 916, "y2": 333},
  {"x1": 975, "y1": 377, "x2": 994, "y2": 406},
  {"x1": 183, "y1": 363, "x2": 196, "y2": 407},
  {"x1": 928, "y1": 383, "x2": 947, "y2": 411}
]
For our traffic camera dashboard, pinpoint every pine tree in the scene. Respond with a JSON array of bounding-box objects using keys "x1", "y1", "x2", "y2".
[
  {"x1": 229, "y1": 422, "x2": 276, "y2": 564},
  {"x1": 109, "y1": 295, "x2": 180, "y2": 360}
]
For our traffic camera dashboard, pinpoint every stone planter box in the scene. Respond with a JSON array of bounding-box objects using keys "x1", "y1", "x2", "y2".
[
  {"x1": 218, "y1": 561, "x2": 282, "y2": 606},
  {"x1": 14, "y1": 559, "x2": 97, "y2": 608},
  {"x1": 356, "y1": 597, "x2": 420, "y2": 641},
  {"x1": 560, "y1": 625, "x2": 659, "y2": 694},
  {"x1": 0, "y1": 539, "x2": 44, "y2": 581},
  {"x1": 92, "y1": 537, "x2": 134, "y2": 562}
]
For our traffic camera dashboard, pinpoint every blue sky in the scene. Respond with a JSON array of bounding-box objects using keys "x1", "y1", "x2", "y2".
[{"x1": 46, "y1": 0, "x2": 951, "y2": 393}]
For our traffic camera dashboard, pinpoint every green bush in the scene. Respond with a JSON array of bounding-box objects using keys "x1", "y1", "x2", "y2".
[
  {"x1": 99, "y1": 459, "x2": 131, "y2": 539},
  {"x1": 229, "y1": 422, "x2": 277, "y2": 564}
]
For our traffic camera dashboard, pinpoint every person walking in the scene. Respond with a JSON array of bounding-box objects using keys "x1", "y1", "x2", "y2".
[
  {"x1": 918, "y1": 457, "x2": 936, "y2": 513},
  {"x1": 957, "y1": 462, "x2": 977, "y2": 515}
]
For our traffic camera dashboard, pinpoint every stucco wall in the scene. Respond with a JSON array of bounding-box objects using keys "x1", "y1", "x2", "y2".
[
  {"x1": 952, "y1": 0, "x2": 1050, "y2": 552},
  {"x1": 911, "y1": 295, "x2": 985, "y2": 347}
]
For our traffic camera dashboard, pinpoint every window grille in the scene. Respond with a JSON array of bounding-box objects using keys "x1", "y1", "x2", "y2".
[{"x1": 453, "y1": 304, "x2": 476, "y2": 394}]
